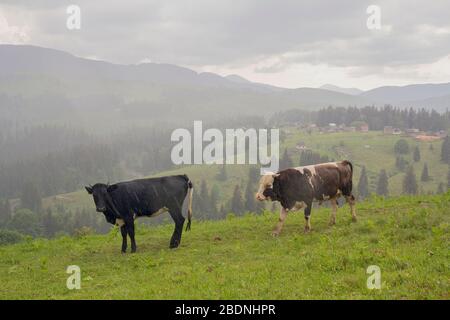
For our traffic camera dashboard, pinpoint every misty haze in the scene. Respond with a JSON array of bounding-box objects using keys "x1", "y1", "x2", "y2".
[{"x1": 0, "y1": 1, "x2": 449, "y2": 301}]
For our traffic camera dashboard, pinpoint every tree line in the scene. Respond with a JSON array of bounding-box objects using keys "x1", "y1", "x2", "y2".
[{"x1": 271, "y1": 105, "x2": 450, "y2": 131}]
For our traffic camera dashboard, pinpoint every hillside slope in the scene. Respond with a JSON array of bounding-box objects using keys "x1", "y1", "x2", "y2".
[
  {"x1": 1, "y1": 193, "x2": 449, "y2": 299},
  {"x1": 42, "y1": 131, "x2": 449, "y2": 215}
]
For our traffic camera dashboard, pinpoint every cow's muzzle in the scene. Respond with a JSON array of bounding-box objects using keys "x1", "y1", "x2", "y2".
[{"x1": 255, "y1": 193, "x2": 266, "y2": 201}]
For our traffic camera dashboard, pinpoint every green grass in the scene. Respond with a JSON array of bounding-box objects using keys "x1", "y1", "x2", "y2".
[{"x1": 1, "y1": 193, "x2": 449, "y2": 299}]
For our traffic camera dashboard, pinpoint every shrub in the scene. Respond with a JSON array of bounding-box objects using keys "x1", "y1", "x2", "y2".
[
  {"x1": 394, "y1": 139, "x2": 410, "y2": 155},
  {"x1": 0, "y1": 229, "x2": 24, "y2": 245}
]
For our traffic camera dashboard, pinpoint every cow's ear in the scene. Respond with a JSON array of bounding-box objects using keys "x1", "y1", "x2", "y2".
[
  {"x1": 85, "y1": 186, "x2": 93, "y2": 194},
  {"x1": 107, "y1": 184, "x2": 118, "y2": 193}
]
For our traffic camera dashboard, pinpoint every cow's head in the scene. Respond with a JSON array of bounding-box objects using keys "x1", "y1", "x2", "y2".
[
  {"x1": 255, "y1": 173, "x2": 279, "y2": 201},
  {"x1": 85, "y1": 184, "x2": 119, "y2": 224},
  {"x1": 85, "y1": 183, "x2": 114, "y2": 212}
]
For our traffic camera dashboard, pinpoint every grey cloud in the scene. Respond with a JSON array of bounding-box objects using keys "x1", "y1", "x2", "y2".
[{"x1": 1, "y1": 0, "x2": 449, "y2": 78}]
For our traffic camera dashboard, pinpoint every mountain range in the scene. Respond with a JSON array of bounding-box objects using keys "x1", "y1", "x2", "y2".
[{"x1": 0, "y1": 44, "x2": 449, "y2": 130}]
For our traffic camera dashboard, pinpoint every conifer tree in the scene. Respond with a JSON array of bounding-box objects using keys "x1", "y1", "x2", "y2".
[
  {"x1": 230, "y1": 185, "x2": 244, "y2": 215},
  {"x1": 420, "y1": 163, "x2": 430, "y2": 182},
  {"x1": 357, "y1": 166, "x2": 369, "y2": 199},
  {"x1": 403, "y1": 165, "x2": 418, "y2": 195},
  {"x1": 413, "y1": 146, "x2": 421, "y2": 162},
  {"x1": 376, "y1": 169, "x2": 389, "y2": 196}
]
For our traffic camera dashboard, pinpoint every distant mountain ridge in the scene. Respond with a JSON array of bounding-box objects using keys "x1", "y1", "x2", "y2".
[
  {"x1": 0, "y1": 44, "x2": 449, "y2": 130},
  {"x1": 360, "y1": 82, "x2": 450, "y2": 105},
  {"x1": 320, "y1": 84, "x2": 363, "y2": 96}
]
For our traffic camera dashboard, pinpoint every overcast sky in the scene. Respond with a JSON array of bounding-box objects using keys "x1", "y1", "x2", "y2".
[{"x1": 1, "y1": 0, "x2": 450, "y2": 90}]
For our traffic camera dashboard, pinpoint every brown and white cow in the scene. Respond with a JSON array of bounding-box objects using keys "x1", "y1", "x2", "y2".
[{"x1": 256, "y1": 160, "x2": 356, "y2": 236}]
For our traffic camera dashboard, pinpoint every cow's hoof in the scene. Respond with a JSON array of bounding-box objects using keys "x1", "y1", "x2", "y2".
[
  {"x1": 170, "y1": 242, "x2": 180, "y2": 249},
  {"x1": 271, "y1": 231, "x2": 280, "y2": 237},
  {"x1": 131, "y1": 248, "x2": 137, "y2": 253},
  {"x1": 121, "y1": 250, "x2": 127, "y2": 254},
  {"x1": 352, "y1": 216, "x2": 358, "y2": 222},
  {"x1": 328, "y1": 220, "x2": 336, "y2": 226},
  {"x1": 304, "y1": 227, "x2": 311, "y2": 233}
]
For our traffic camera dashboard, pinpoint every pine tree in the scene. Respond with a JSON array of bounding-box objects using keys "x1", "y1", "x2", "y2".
[
  {"x1": 437, "y1": 182, "x2": 445, "y2": 194},
  {"x1": 376, "y1": 169, "x2": 389, "y2": 196},
  {"x1": 244, "y1": 182, "x2": 256, "y2": 213},
  {"x1": 413, "y1": 146, "x2": 421, "y2": 162},
  {"x1": 219, "y1": 204, "x2": 226, "y2": 218},
  {"x1": 192, "y1": 188, "x2": 204, "y2": 219},
  {"x1": 357, "y1": 166, "x2": 369, "y2": 199},
  {"x1": 42, "y1": 209, "x2": 58, "y2": 238},
  {"x1": 403, "y1": 165, "x2": 418, "y2": 195},
  {"x1": 396, "y1": 156, "x2": 408, "y2": 171},
  {"x1": 247, "y1": 167, "x2": 260, "y2": 186},
  {"x1": 20, "y1": 181, "x2": 42, "y2": 212},
  {"x1": 0, "y1": 199, "x2": 11, "y2": 224},
  {"x1": 420, "y1": 163, "x2": 430, "y2": 182},
  {"x1": 394, "y1": 139, "x2": 409, "y2": 155},
  {"x1": 200, "y1": 180, "x2": 210, "y2": 211},
  {"x1": 447, "y1": 168, "x2": 450, "y2": 189},
  {"x1": 280, "y1": 148, "x2": 293, "y2": 170},
  {"x1": 230, "y1": 185, "x2": 244, "y2": 215},
  {"x1": 209, "y1": 185, "x2": 220, "y2": 216},
  {"x1": 441, "y1": 136, "x2": 450, "y2": 164}
]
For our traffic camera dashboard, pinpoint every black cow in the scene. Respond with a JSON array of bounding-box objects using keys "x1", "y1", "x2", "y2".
[
  {"x1": 85, "y1": 174, "x2": 193, "y2": 253},
  {"x1": 255, "y1": 161, "x2": 356, "y2": 236}
]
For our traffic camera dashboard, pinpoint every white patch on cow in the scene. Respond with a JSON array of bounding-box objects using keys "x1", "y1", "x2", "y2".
[
  {"x1": 295, "y1": 162, "x2": 339, "y2": 175},
  {"x1": 294, "y1": 165, "x2": 317, "y2": 176},
  {"x1": 115, "y1": 218, "x2": 125, "y2": 227},
  {"x1": 151, "y1": 206, "x2": 169, "y2": 217}
]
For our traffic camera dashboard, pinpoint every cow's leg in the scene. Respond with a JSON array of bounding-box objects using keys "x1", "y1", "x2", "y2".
[
  {"x1": 120, "y1": 225, "x2": 128, "y2": 253},
  {"x1": 304, "y1": 201, "x2": 313, "y2": 233},
  {"x1": 126, "y1": 221, "x2": 137, "y2": 253},
  {"x1": 329, "y1": 198, "x2": 338, "y2": 226},
  {"x1": 272, "y1": 207, "x2": 288, "y2": 237},
  {"x1": 345, "y1": 195, "x2": 357, "y2": 222},
  {"x1": 169, "y1": 206, "x2": 185, "y2": 249}
]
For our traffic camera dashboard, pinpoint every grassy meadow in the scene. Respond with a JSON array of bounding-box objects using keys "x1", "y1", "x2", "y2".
[{"x1": 1, "y1": 193, "x2": 449, "y2": 299}]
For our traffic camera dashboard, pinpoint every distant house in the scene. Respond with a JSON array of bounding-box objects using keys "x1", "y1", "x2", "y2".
[
  {"x1": 406, "y1": 128, "x2": 421, "y2": 137},
  {"x1": 392, "y1": 128, "x2": 402, "y2": 135},
  {"x1": 344, "y1": 126, "x2": 356, "y2": 132},
  {"x1": 383, "y1": 126, "x2": 393, "y2": 134},
  {"x1": 436, "y1": 130, "x2": 448, "y2": 138},
  {"x1": 327, "y1": 123, "x2": 337, "y2": 132},
  {"x1": 359, "y1": 123, "x2": 369, "y2": 132}
]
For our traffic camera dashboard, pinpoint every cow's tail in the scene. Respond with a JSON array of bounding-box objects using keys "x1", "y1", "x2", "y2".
[
  {"x1": 341, "y1": 160, "x2": 354, "y2": 197},
  {"x1": 185, "y1": 179, "x2": 193, "y2": 231}
]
